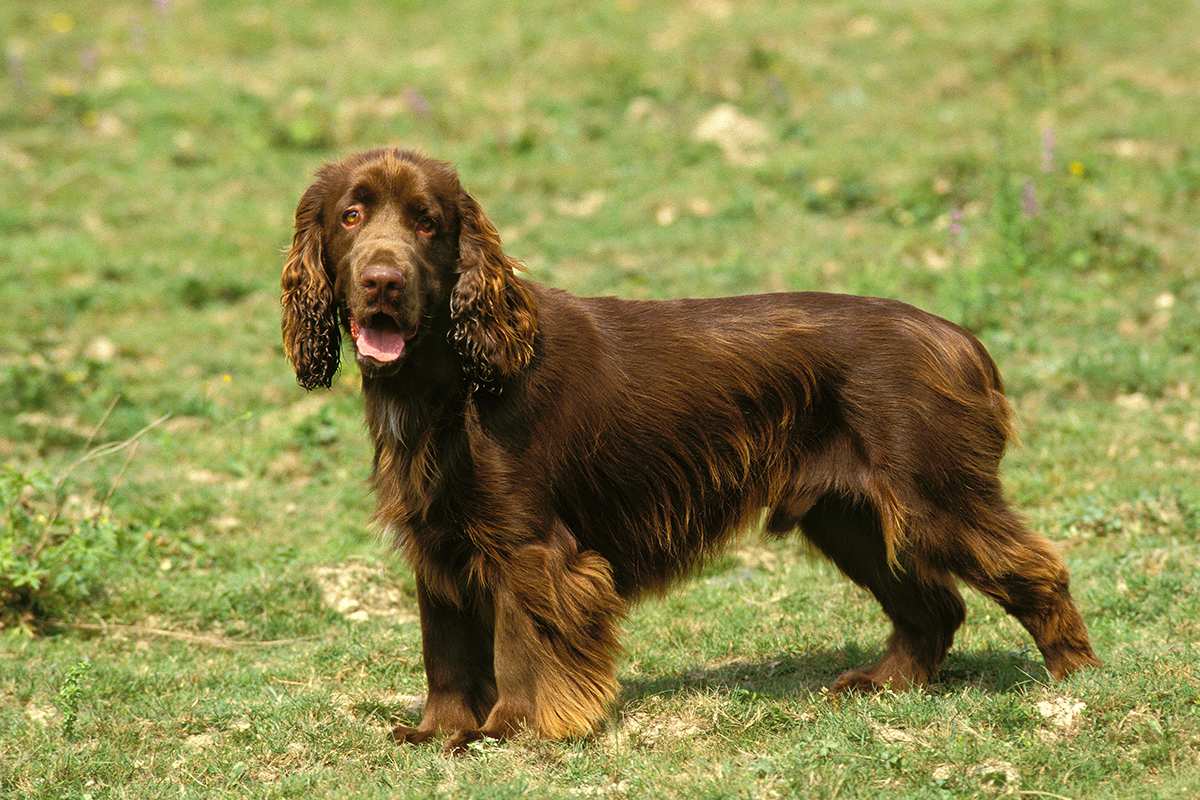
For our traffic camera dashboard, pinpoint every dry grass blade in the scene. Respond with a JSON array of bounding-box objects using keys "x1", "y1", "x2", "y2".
[
  {"x1": 55, "y1": 412, "x2": 173, "y2": 488},
  {"x1": 63, "y1": 621, "x2": 324, "y2": 649},
  {"x1": 35, "y1": 412, "x2": 172, "y2": 558}
]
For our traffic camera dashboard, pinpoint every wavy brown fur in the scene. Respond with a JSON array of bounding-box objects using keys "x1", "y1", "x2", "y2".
[
  {"x1": 281, "y1": 180, "x2": 342, "y2": 389},
  {"x1": 450, "y1": 191, "x2": 539, "y2": 392},
  {"x1": 280, "y1": 148, "x2": 1100, "y2": 753}
]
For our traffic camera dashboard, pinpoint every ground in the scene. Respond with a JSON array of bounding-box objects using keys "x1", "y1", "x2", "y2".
[{"x1": 1, "y1": 1, "x2": 1198, "y2": 797}]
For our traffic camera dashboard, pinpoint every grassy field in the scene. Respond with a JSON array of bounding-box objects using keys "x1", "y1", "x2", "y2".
[{"x1": 2, "y1": 0, "x2": 1198, "y2": 797}]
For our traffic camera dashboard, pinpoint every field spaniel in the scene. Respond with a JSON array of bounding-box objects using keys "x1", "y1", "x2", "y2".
[{"x1": 280, "y1": 148, "x2": 1098, "y2": 752}]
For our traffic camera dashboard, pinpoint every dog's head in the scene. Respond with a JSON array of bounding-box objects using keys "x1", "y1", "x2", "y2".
[{"x1": 280, "y1": 148, "x2": 537, "y2": 390}]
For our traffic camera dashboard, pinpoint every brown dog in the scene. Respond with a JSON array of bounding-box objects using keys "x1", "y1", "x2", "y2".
[{"x1": 280, "y1": 148, "x2": 1098, "y2": 752}]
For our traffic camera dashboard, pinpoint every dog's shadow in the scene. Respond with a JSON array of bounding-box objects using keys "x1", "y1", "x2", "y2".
[
  {"x1": 621, "y1": 644, "x2": 1047, "y2": 704},
  {"x1": 373, "y1": 647, "x2": 1048, "y2": 734}
]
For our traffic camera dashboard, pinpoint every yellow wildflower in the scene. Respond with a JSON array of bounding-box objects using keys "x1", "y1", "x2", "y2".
[
  {"x1": 49, "y1": 12, "x2": 75, "y2": 33},
  {"x1": 47, "y1": 77, "x2": 78, "y2": 97}
]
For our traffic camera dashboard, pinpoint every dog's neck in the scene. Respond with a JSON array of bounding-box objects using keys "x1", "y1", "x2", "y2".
[
  {"x1": 360, "y1": 342, "x2": 493, "y2": 535},
  {"x1": 362, "y1": 365, "x2": 465, "y2": 451}
]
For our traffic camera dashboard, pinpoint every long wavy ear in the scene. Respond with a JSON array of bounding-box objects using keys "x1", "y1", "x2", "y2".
[
  {"x1": 450, "y1": 190, "x2": 538, "y2": 392},
  {"x1": 280, "y1": 181, "x2": 339, "y2": 389}
]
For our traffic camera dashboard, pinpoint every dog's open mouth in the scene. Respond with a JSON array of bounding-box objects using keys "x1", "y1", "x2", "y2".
[{"x1": 350, "y1": 313, "x2": 417, "y2": 364}]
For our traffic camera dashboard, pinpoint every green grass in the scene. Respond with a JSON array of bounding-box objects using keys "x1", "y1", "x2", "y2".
[{"x1": 2, "y1": 1, "x2": 1198, "y2": 797}]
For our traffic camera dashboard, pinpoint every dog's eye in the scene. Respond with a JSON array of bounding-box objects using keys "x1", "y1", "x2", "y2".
[
  {"x1": 341, "y1": 206, "x2": 363, "y2": 227},
  {"x1": 415, "y1": 215, "x2": 436, "y2": 236}
]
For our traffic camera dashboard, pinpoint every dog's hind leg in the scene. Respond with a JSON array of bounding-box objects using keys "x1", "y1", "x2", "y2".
[
  {"x1": 798, "y1": 492, "x2": 966, "y2": 692},
  {"x1": 934, "y1": 499, "x2": 1100, "y2": 680}
]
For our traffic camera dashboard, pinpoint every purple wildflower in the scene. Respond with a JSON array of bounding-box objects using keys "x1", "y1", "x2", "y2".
[
  {"x1": 403, "y1": 87, "x2": 431, "y2": 117},
  {"x1": 1021, "y1": 179, "x2": 1039, "y2": 217},
  {"x1": 1041, "y1": 127, "x2": 1056, "y2": 173},
  {"x1": 7, "y1": 51, "x2": 26, "y2": 92},
  {"x1": 766, "y1": 74, "x2": 789, "y2": 109},
  {"x1": 945, "y1": 206, "x2": 964, "y2": 247},
  {"x1": 948, "y1": 206, "x2": 965, "y2": 242},
  {"x1": 80, "y1": 47, "x2": 99, "y2": 74},
  {"x1": 154, "y1": 0, "x2": 171, "y2": 13}
]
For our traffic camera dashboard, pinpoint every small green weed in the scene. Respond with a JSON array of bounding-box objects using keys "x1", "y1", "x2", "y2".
[
  {"x1": 55, "y1": 659, "x2": 93, "y2": 739},
  {"x1": 0, "y1": 468, "x2": 129, "y2": 627}
]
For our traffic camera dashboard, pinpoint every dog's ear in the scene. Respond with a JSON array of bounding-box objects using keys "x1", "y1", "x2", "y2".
[
  {"x1": 450, "y1": 190, "x2": 538, "y2": 392},
  {"x1": 280, "y1": 180, "x2": 340, "y2": 389}
]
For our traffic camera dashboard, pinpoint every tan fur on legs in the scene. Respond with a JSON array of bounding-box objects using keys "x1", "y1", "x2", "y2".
[
  {"x1": 936, "y1": 503, "x2": 1100, "y2": 679},
  {"x1": 445, "y1": 533, "x2": 624, "y2": 751}
]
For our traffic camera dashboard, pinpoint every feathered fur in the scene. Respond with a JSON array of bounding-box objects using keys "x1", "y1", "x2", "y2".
[{"x1": 281, "y1": 181, "x2": 341, "y2": 389}]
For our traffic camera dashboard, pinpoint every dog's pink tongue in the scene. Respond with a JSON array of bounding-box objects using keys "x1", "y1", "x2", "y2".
[{"x1": 356, "y1": 326, "x2": 406, "y2": 362}]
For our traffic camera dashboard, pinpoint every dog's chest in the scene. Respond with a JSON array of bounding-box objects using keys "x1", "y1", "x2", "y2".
[{"x1": 372, "y1": 434, "x2": 440, "y2": 522}]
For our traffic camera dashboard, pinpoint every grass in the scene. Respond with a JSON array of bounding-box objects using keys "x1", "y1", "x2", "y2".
[{"x1": 2, "y1": 0, "x2": 1198, "y2": 797}]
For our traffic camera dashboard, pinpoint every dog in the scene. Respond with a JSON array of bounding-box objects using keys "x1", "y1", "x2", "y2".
[{"x1": 279, "y1": 148, "x2": 1098, "y2": 752}]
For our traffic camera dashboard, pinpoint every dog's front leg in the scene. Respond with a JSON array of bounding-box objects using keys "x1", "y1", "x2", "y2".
[
  {"x1": 444, "y1": 530, "x2": 625, "y2": 753},
  {"x1": 392, "y1": 578, "x2": 496, "y2": 745}
]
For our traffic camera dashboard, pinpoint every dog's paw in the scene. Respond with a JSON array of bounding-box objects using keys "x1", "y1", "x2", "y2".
[
  {"x1": 829, "y1": 668, "x2": 885, "y2": 695},
  {"x1": 442, "y1": 729, "x2": 483, "y2": 755},
  {"x1": 390, "y1": 724, "x2": 434, "y2": 745}
]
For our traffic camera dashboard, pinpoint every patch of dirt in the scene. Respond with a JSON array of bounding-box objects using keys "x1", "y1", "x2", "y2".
[
  {"x1": 690, "y1": 0, "x2": 732, "y2": 21},
  {"x1": 330, "y1": 690, "x2": 423, "y2": 720},
  {"x1": 183, "y1": 732, "x2": 216, "y2": 750},
  {"x1": 873, "y1": 723, "x2": 921, "y2": 745},
  {"x1": 845, "y1": 14, "x2": 879, "y2": 38},
  {"x1": 255, "y1": 395, "x2": 328, "y2": 432},
  {"x1": 693, "y1": 104, "x2": 770, "y2": 166},
  {"x1": 971, "y1": 760, "x2": 1020, "y2": 794},
  {"x1": 25, "y1": 703, "x2": 59, "y2": 727},
  {"x1": 934, "y1": 760, "x2": 1021, "y2": 794},
  {"x1": 266, "y1": 450, "x2": 306, "y2": 480},
  {"x1": 312, "y1": 561, "x2": 415, "y2": 623},
  {"x1": 734, "y1": 544, "x2": 781, "y2": 573},
  {"x1": 553, "y1": 191, "x2": 607, "y2": 218},
  {"x1": 13, "y1": 412, "x2": 95, "y2": 438},
  {"x1": 1036, "y1": 694, "x2": 1086, "y2": 740},
  {"x1": 569, "y1": 780, "x2": 631, "y2": 798},
  {"x1": 613, "y1": 694, "x2": 726, "y2": 748},
  {"x1": 185, "y1": 468, "x2": 222, "y2": 484},
  {"x1": 619, "y1": 710, "x2": 705, "y2": 746}
]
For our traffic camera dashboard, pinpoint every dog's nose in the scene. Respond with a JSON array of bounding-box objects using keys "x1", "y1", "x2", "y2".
[{"x1": 359, "y1": 265, "x2": 405, "y2": 304}]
